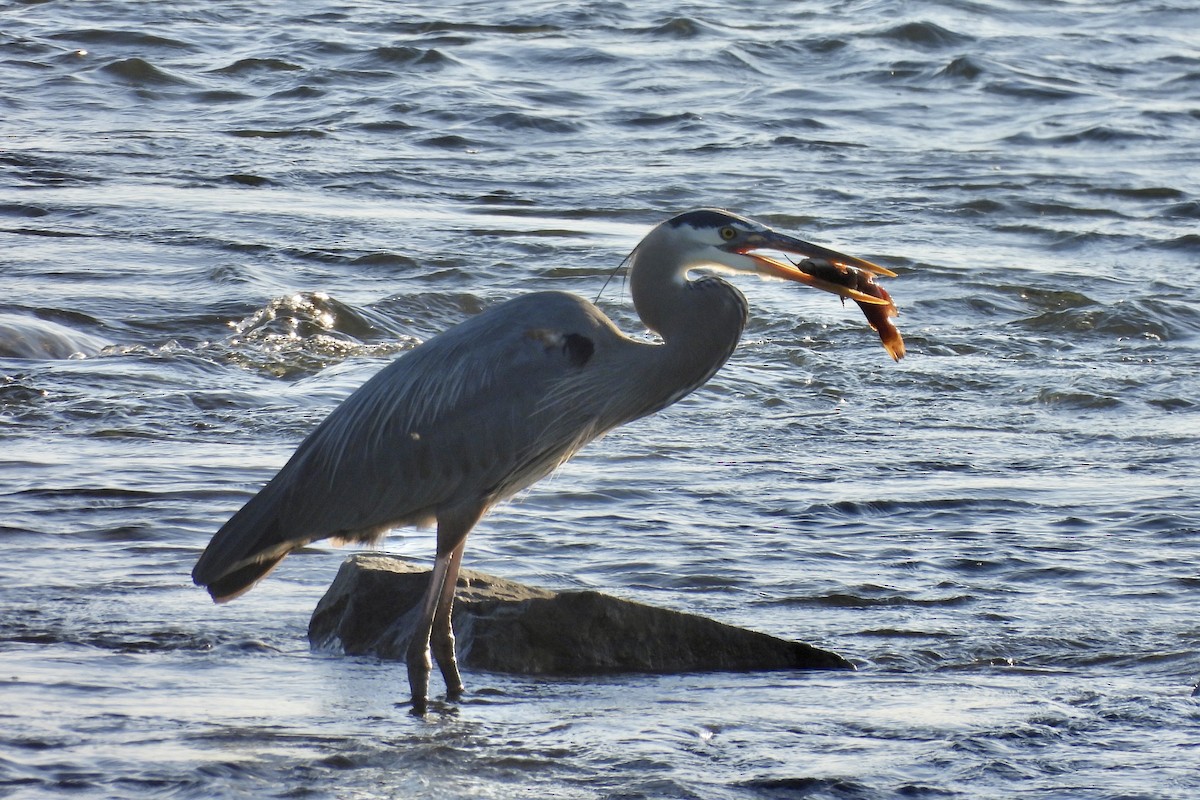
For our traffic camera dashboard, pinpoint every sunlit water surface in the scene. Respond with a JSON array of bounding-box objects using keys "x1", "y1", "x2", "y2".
[{"x1": 2, "y1": 1, "x2": 1198, "y2": 798}]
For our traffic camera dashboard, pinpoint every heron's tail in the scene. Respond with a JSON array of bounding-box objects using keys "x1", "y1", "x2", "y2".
[
  {"x1": 192, "y1": 487, "x2": 306, "y2": 603},
  {"x1": 194, "y1": 552, "x2": 286, "y2": 603}
]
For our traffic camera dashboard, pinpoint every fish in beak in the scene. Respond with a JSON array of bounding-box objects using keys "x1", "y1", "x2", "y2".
[{"x1": 733, "y1": 228, "x2": 906, "y2": 361}]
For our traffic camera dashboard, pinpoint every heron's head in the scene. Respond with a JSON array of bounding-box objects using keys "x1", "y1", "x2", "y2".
[{"x1": 645, "y1": 208, "x2": 895, "y2": 304}]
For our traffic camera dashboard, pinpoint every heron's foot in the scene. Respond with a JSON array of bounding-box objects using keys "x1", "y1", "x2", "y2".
[
  {"x1": 404, "y1": 670, "x2": 464, "y2": 716},
  {"x1": 440, "y1": 670, "x2": 465, "y2": 702},
  {"x1": 402, "y1": 695, "x2": 461, "y2": 718}
]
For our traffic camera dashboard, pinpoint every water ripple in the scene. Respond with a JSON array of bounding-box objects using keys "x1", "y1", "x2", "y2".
[{"x1": 2, "y1": 0, "x2": 1199, "y2": 798}]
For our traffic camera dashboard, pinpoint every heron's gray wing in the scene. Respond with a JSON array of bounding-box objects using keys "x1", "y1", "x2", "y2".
[{"x1": 193, "y1": 291, "x2": 615, "y2": 598}]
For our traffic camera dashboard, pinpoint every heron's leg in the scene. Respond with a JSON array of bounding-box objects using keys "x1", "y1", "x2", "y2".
[
  {"x1": 405, "y1": 550, "x2": 452, "y2": 717},
  {"x1": 430, "y1": 538, "x2": 466, "y2": 701},
  {"x1": 405, "y1": 504, "x2": 482, "y2": 716}
]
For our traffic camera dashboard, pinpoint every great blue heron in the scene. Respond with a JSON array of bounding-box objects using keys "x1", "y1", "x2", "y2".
[{"x1": 193, "y1": 208, "x2": 903, "y2": 715}]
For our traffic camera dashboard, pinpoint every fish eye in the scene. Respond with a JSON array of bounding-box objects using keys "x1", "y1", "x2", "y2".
[{"x1": 719, "y1": 226, "x2": 737, "y2": 241}]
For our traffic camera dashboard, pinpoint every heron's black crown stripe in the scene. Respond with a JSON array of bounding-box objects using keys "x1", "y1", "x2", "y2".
[{"x1": 668, "y1": 209, "x2": 740, "y2": 230}]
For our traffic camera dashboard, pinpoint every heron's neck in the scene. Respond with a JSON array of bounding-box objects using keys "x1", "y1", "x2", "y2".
[{"x1": 629, "y1": 261, "x2": 748, "y2": 409}]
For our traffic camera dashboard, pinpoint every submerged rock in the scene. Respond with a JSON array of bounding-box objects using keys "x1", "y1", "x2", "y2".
[{"x1": 309, "y1": 553, "x2": 853, "y2": 675}]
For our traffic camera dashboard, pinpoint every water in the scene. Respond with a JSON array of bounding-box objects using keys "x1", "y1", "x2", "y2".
[{"x1": 2, "y1": 0, "x2": 1199, "y2": 797}]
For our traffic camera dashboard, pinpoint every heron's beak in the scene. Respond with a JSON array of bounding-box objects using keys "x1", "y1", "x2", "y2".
[{"x1": 735, "y1": 230, "x2": 895, "y2": 305}]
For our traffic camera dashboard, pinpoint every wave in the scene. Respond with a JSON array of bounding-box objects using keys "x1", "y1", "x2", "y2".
[
  {"x1": 875, "y1": 20, "x2": 973, "y2": 50},
  {"x1": 97, "y1": 57, "x2": 195, "y2": 87},
  {"x1": 223, "y1": 292, "x2": 420, "y2": 377},
  {"x1": 0, "y1": 314, "x2": 110, "y2": 360}
]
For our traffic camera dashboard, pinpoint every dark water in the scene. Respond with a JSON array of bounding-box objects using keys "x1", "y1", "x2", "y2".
[{"x1": 2, "y1": 1, "x2": 1199, "y2": 797}]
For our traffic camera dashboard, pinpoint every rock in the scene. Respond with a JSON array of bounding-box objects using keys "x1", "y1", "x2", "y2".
[{"x1": 308, "y1": 553, "x2": 853, "y2": 675}]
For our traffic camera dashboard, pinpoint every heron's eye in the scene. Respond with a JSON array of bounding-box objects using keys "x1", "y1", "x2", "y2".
[{"x1": 719, "y1": 226, "x2": 737, "y2": 241}]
